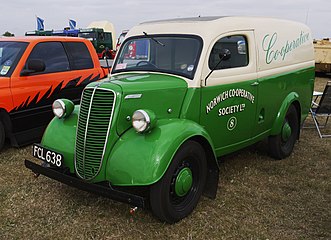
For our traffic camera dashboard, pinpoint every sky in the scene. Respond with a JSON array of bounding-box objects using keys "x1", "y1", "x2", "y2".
[{"x1": 0, "y1": 0, "x2": 330, "y2": 39}]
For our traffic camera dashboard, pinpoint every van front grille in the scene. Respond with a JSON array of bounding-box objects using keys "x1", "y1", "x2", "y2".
[{"x1": 75, "y1": 87, "x2": 115, "y2": 180}]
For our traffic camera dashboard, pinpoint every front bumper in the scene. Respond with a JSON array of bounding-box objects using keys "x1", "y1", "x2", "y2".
[{"x1": 24, "y1": 160, "x2": 145, "y2": 208}]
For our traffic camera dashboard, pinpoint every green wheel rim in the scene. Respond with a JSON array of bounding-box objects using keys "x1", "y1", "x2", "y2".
[
  {"x1": 175, "y1": 167, "x2": 193, "y2": 197},
  {"x1": 282, "y1": 121, "x2": 292, "y2": 142}
]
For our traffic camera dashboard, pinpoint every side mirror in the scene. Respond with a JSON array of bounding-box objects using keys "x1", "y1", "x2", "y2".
[
  {"x1": 219, "y1": 49, "x2": 231, "y2": 61},
  {"x1": 21, "y1": 59, "x2": 46, "y2": 76},
  {"x1": 204, "y1": 48, "x2": 232, "y2": 84},
  {"x1": 104, "y1": 47, "x2": 110, "y2": 59}
]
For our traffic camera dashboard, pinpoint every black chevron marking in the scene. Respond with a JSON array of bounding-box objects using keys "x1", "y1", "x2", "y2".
[{"x1": 10, "y1": 74, "x2": 101, "y2": 113}]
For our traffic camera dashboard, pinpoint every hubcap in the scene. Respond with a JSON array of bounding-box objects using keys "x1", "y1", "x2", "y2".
[
  {"x1": 175, "y1": 167, "x2": 193, "y2": 197},
  {"x1": 282, "y1": 121, "x2": 292, "y2": 142}
]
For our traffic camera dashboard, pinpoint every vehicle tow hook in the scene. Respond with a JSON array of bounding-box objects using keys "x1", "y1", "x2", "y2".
[
  {"x1": 130, "y1": 206, "x2": 138, "y2": 215},
  {"x1": 129, "y1": 207, "x2": 138, "y2": 222}
]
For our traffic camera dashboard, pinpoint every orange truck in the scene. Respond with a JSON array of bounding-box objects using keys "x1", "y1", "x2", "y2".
[{"x1": 0, "y1": 36, "x2": 109, "y2": 150}]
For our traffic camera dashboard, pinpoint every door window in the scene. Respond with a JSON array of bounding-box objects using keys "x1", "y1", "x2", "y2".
[
  {"x1": 209, "y1": 35, "x2": 248, "y2": 70},
  {"x1": 64, "y1": 42, "x2": 94, "y2": 70},
  {"x1": 27, "y1": 42, "x2": 69, "y2": 74}
]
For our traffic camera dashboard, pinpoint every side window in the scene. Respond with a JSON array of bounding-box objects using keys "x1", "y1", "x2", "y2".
[
  {"x1": 208, "y1": 35, "x2": 248, "y2": 70},
  {"x1": 27, "y1": 42, "x2": 69, "y2": 74},
  {"x1": 104, "y1": 33, "x2": 112, "y2": 41},
  {"x1": 64, "y1": 42, "x2": 94, "y2": 70}
]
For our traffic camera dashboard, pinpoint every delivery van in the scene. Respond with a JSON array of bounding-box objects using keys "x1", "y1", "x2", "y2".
[{"x1": 26, "y1": 17, "x2": 315, "y2": 223}]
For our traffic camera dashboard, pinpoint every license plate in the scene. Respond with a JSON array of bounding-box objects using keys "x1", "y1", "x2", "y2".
[{"x1": 32, "y1": 144, "x2": 63, "y2": 168}]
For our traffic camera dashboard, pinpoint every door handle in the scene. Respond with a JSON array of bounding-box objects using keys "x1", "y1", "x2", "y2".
[{"x1": 251, "y1": 81, "x2": 259, "y2": 86}]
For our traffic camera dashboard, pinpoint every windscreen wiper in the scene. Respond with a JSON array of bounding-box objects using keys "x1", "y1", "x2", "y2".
[{"x1": 143, "y1": 32, "x2": 165, "y2": 47}]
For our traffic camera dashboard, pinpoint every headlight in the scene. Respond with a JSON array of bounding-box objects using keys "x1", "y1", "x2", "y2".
[
  {"x1": 132, "y1": 109, "x2": 156, "y2": 133},
  {"x1": 52, "y1": 99, "x2": 74, "y2": 118}
]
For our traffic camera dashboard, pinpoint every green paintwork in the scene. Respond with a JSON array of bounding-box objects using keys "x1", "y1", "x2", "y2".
[
  {"x1": 110, "y1": 73, "x2": 188, "y2": 136},
  {"x1": 61, "y1": 99, "x2": 74, "y2": 118},
  {"x1": 105, "y1": 118, "x2": 214, "y2": 185},
  {"x1": 201, "y1": 66, "x2": 314, "y2": 156},
  {"x1": 269, "y1": 92, "x2": 299, "y2": 135},
  {"x1": 281, "y1": 122, "x2": 292, "y2": 141},
  {"x1": 201, "y1": 79, "x2": 258, "y2": 156},
  {"x1": 175, "y1": 167, "x2": 193, "y2": 197},
  {"x1": 38, "y1": 65, "x2": 314, "y2": 186},
  {"x1": 41, "y1": 106, "x2": 79, "y2": 173},
  {"x1": 261, "y1": 67, "x2": 314, "y2": 136}
]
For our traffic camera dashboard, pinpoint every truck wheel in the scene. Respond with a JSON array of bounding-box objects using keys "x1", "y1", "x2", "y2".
[
  {"x1": 0, "y1": 121, "x2": 5, "y2": 151},
  {"x1": 268, "y1": 105, "x2": 299, "y2": 160},
  {"x1": 150, "y1": 140, "x2": 207, "y2": 223}
]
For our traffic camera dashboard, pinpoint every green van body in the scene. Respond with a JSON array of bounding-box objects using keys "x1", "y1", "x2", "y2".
[{"x1": 27, "y1": 16, "x2": 315, "y2": 223}]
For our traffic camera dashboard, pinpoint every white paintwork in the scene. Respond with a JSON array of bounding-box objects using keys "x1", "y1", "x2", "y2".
[{"x1": 116, "y1": 16, "x2": 314, "y2": 87}]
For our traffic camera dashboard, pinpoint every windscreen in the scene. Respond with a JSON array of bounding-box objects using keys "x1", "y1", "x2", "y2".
[
  {"x1": 78, "y1": 32, "x2": 97, "y2": 41},
  {"x1": 112, "y1": 35, "x2": 202, "y2": 79},
  {"x1": 0, "y1": 41, "x2": 28, "y2": 77}
]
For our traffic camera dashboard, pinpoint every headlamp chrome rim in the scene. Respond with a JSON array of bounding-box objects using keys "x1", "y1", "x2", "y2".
[
  {"x1": 52, "y1": 99, "x2": 66, "y2": 118},
  {"x1": 132, "y1": 109, "x2": 151, "y2": 133}
]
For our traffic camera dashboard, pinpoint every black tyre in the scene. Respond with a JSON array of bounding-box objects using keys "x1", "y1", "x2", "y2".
[
  {"x1": 0, "y1": 121, "x2": 5, "y2": 151},
  {"x1": 268, "y1": 105, "x2": 299, "y2": 160},
  {"x1": 150, "y1": 140, "x2": 207, "y2": 223}
]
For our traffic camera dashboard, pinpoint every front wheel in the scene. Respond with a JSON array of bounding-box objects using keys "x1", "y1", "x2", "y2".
[
  {"x1": 0, "y1": 121, "x2": 5, "y2": 151},
  {"x1": 150, "y1": 140, "x2": 207, "y2": 223},
  {"x1": 268, "y1": 105, "x2": 299, "y2": 160}
]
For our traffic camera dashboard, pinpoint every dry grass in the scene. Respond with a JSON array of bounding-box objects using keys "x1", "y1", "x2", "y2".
[{"x1": 0, "y1": 77, "x2": 330, "y2": 240}]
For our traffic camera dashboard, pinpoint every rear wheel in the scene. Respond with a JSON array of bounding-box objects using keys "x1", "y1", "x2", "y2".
[
  {"x1": 150, "y1": 140, "x2": 207, "y2": 223},
  {"x1": 269, "y1": 105, "x2": 299, "y2": 159}
]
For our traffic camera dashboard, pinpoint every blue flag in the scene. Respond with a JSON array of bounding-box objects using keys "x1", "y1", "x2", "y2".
[
  {"x1": 37, "y1": 16, "x2": 44, "y2": 31},
  {"x1": 69, "y1": 19, "x2": 76, "y2": 30}
]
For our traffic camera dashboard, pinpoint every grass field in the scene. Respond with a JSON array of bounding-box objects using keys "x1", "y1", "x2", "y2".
[{"x1": 0, "y1": 77, "x2": 330, "y2": 240}]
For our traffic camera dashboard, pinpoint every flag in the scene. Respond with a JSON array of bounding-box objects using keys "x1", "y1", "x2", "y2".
[
  {"x1": 69, "y1": 19, "x2": 76, "y2": 30},
  {"x1": 36, "y1": 16, "x2": 44, "y2": 31}
]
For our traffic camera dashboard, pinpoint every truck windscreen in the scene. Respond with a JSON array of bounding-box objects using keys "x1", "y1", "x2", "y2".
[
  {"x1": 112, "y1": 35, "x2": 202, "y2": 79},
  {"x1": 0, "y1": 41, "x2": 28, "y2": 77}
]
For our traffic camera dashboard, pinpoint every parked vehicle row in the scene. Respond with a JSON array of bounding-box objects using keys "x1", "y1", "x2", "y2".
[{"x1": 26, "y1": 21, "x2": 117, "y2": 59}]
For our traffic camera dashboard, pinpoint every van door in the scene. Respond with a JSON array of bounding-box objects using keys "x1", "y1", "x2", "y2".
[
  {"x1": 9, "y1": 41, "x2": 100, "y2": 144},
  {"x1": 200, "y1": 31, "x2": 259, "y2": 155}
]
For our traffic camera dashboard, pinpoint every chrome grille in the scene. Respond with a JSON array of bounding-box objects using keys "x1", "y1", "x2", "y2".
[{"x1": 75, "y1": 87, "x2": 115, "y2": 180}]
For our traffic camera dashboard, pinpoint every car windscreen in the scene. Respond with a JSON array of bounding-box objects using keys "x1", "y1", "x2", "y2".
[
  {"x1": 112, "y1": 35, "x2": 202, "y2": 79},
  {"x1": 0, "y1": 41, "x2": 28, "y2": 77}
]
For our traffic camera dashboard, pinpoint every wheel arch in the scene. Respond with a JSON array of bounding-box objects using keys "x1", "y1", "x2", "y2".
[
  {"x1": 270, "y1": 92, "x2": 300, "y2": 136},
  {"x1": 0, "y1": 108, "x2": 16, "y2": 146},
  {"x1": 188, "y1": 135, "x2": 219, "y2": 199},
  {"x1": 106, "y1": 119, "x2": 219, "y2": 196},
  {"x1": 291, "y1": 100, "x2": 302, "y2": 139}
]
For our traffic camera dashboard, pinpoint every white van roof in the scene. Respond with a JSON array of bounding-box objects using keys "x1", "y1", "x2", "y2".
[
  {"x1": 127, "y1": 16, "x2": 308, "y2": 39},
  {"x1": 127, "y1": 16, "x2": 314, "y2": 74}
]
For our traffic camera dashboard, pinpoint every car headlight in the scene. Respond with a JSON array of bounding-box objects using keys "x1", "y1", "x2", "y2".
[
  {"x1": 132, "y1": 109, "x2": 156, "y2": 133},
  {"x1": 52, "y1": 99, "x2": 74, "y2": 119}
]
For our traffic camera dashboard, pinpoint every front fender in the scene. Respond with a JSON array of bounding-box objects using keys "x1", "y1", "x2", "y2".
[
  {"x1": 41, "y1": 106, "x2": 79, "y2": 173},
  {"x1": 105, "y1": 119, "x2": 215, "y2": 186},
  {"x1": 270, "y1": 92, "x2": 299, "y2": 135}
]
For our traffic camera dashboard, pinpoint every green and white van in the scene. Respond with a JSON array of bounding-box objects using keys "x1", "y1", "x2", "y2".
[{"x1": 26, "y1": 17, "x2": 315, "y2": 223}]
